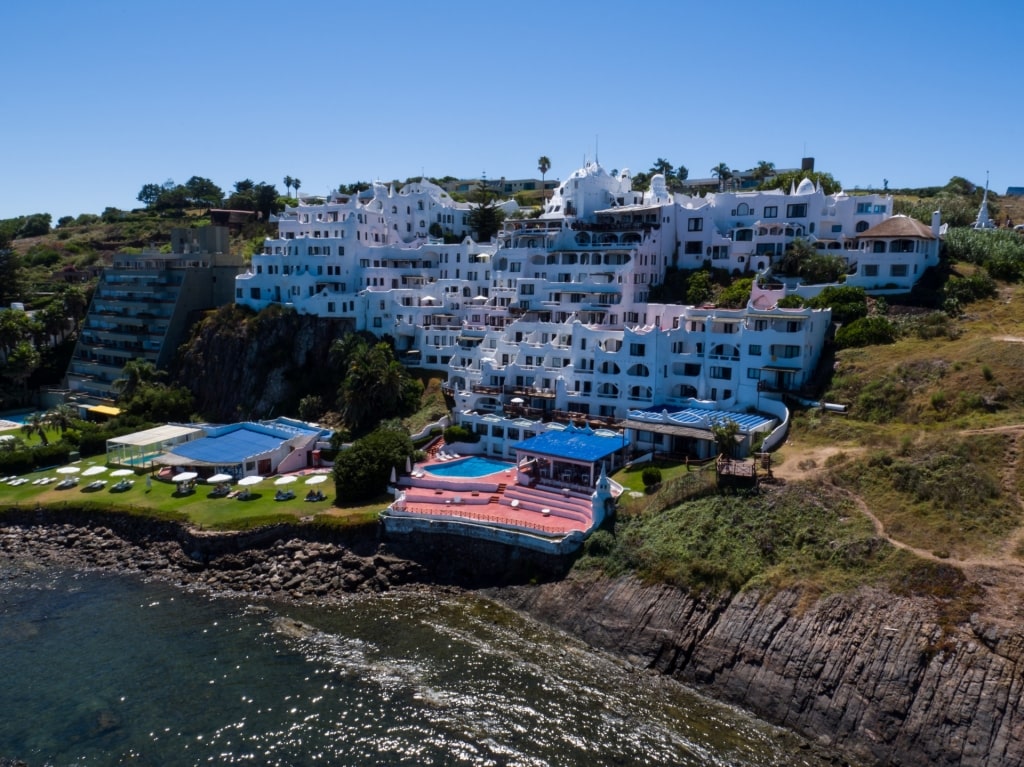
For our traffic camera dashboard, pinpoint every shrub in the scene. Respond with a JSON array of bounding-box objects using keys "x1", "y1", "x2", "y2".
[
  {"x1": 443, "y1": 424, "x2": 479, "y2": 444},
  {"x1": 641, "y1": 466, "x2": 662, "y2": 489},
  {"x1": 835, "y1": 316, "x2": 897, "y2": 348}
]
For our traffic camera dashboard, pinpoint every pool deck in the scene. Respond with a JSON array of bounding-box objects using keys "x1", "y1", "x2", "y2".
[{"x1": 387, "y1": 456, "x2": 596, "y2": 538}]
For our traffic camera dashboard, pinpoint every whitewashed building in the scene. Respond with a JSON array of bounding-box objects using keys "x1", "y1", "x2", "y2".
[{"x1": 236, "y1": 162, "x2": 940, "y2": 461}]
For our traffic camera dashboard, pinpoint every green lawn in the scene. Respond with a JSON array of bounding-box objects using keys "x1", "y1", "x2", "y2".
[{"x1": 0, "y1": 463, "x2": 387, "y2": 531}]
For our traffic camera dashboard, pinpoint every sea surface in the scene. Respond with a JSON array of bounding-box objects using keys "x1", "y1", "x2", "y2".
[{"x1": 0, "y1": 559, "x2": 825, "y2": 767}]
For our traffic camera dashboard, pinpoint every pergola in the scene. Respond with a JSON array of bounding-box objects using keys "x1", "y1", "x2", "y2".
[{"x1": 106, "y1": 424, "x2": 203, "y2": 468}]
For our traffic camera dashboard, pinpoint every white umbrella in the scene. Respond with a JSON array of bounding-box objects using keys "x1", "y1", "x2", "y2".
[
  {"x1": 305, "y1": 474, "x2": 328, "y2": 485},
  {"x1": 56, "y1": 466, "x2": 81, "y2": 474},
  {"x1": 172, "y1": 471, "x2": 198, "y2": 483},
  {"x1": 110, "y1": 469, "x2": 134, "y2": 477},
  {"x1": 405, "y1": 456, "x2": 412, "y2": 473},
  {"x1": 390, "y1": 466, "x2": 397, "y2": 483},
  {"x1": 274, "y1": 475, "x2": 297, "y2": 486},
  {"x1": 82, "y1": 466, "x2": 107, "y2": 477},
  {"x1": 207, "y1": 473, "x2": 233, "y2": 484},
  {"x1": 238, "y1": 475, "x2": 263, "y2": 486},
  {"x1": 510, "y1": 397, "x2": 524, "y2": 404}
]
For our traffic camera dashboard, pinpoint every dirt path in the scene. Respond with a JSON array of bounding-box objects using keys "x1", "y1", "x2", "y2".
[{"x1": 778, "y1": 424, "x2": 1024, "y2": 623}]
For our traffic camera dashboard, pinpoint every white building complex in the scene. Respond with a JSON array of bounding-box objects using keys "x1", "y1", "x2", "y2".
[{"x1": 237, "y1": 162, "x2": 942, "y2": 463}]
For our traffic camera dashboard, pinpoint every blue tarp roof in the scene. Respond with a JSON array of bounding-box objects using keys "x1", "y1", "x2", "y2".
[
  {"x1": 169, "y1": 423, "x2": 295, "y2": 465},
  {"x1": 511, "y1": 429, "x2": 626, "y2": 462}
]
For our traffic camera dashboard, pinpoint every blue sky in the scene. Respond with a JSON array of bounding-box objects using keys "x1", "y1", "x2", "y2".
[{"x1": 2, "y1": 0, "x2": 1021, "y2": 222}]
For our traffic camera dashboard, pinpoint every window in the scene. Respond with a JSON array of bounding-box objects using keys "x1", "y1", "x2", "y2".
[
  {"x1": 683, "y1": 363, "x2": 701, "y2": 376},
  {"x1": 250, "y1": 287, "x2": 260, "y2": 299},
  {"x1": 687, "y1": 217, "x2": 703, "y2": 232},
  {"x1": 747, "y1": 368, "x2": 761, "y2": 380},
  {"x1": 786, "y1": 203, "x2": 807, "y2": 218},
  {"x1": 763, "y1": 206, "x2": 778, "y2": 218},
  {"x1": 831, "y1": 224, "x2": 843, "y2": 233},
  {"x1": 863, "y1": 264, "x2": 879, "y2": 276},
  {"x1": 873, "y1": 241, "x2": 886, "y2": 253},
  {"x1": 891, "y1": 264, "x2": 908, "y2": 277},
  {"x1": 710, "y1": 366, "x2": 732, "y2": 380},
  {"x1": 373, "y1": 317, "x2": 382, "y2": 328},
  {"x1": 684, "y1": 241, "x2": 702, "y2": 255},
  {"x1": 748, "y1": 344, "x2": 762, "y2": 356},
  {"x1": 855, "y1": 220, "x2": 870, "y2": 233},
  {"x1": 856, "y1": 202, "x2": 872, "y2": 214},
  {"x1": 629, "y1": 343, "x2": 646, "y2": 356}
]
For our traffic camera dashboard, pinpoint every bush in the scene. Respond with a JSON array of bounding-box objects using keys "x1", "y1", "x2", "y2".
[
  {"x1": 641, "y1": 466, "x2": 662, "y2": 489},
  {"x1": 835, "y1": 316, "x2": 897, "y2": 348},
  {"x1": 443, "y1": 424, "x2": 479, "y2": 444}
]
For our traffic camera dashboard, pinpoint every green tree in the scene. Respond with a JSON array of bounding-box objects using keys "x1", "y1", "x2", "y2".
[
  {"x1": 0, "y1": 309, "x2": 33, "y2": 357},
  {"x1": 137, "y1": 183, "x2": 162, "y2": 207},
  {"x1": 336, "y1": 340, "x2": 421, "y2": 435},
  {"x1": 807, "y1": 285, "x2": 867, "y2": 324},
  {"x1": 711, "y1": 163, "x2": 732, "y2": 191},
  {"x1": 711, "y1": 419, "x2": 740, "y2": 459},
  {"x1": 293, "y1": 178, "x2": 301, "y2": 198},
  {"x1": 776, "y1": 238, "x2": 817, "y2": 277},
  {"x1": 752, "y1": 160, "x2": 775, "y2": 181},
  {"x1": 112, "y1": 359, "x2": 165, "y2": 402},
  {"x1": 283, "y1": 175, "x2": 294, "y2": 197},
  {"x1": 0, "y1": 250, "x2": 23, "y2": 307},
  {"x1": 16, "y1": 213, "x2": 52, "y2": 238},
  {"x1": 650, "y1": 158, "x2": 675, "y2": 178},
  {"x1": 467, "y1": 183, "x2": 505, "y2": 243},
  {"x1": 835, "y1": 316, "x2": 897, "y2": 348},
  {"x1": 184, "y1": 176, "x2": 223, "y2": 208},
  {"x1": 331, "y1": 424, "x2": 414, "y2": 503},
  {"x1": 20, "y1": 411, "x2": 49, "y2": 446},
  {"x1": 537, "y1": 156, "x2": 551, "y2": 198},
  {"x1": 123, "y1": 384, "x2": 194, "y2": 422},
  {"x1": 686, "y1": 270, "x2": 714, "y2": 305},
  {"x1": 44, "y1": 403, "x2": 76, "y2": 435},
  {"x1": 61, "y1": 285, "x2": 89, "y2": 328},
  {"x1": 715, "y1": 277, "x2": 754, "y2": 308}
]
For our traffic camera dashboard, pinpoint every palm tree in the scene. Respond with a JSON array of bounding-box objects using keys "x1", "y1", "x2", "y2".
[
  {"x1": 112, "y1": 359, "x2": 164, "y2": 402},
  {"x1": 44, "y1": 403, "x2": 76, "y2": 435},
  {"x1": 649, "y1": 158, "x2": 675, "y2": 178},
  {"x1": 711, "y1": 163, "x2": 732, "y2": 191},
  {"x1": 293, "y1": 178, "x2": 302, "y2": 199},
  {"x1": 283, "y1": 175, "x2": 294, "y2": 197},
  {"x1": 21, "y1": 412, "x2": 48, "y2": 446},
  {"x1": 537, "y1": 156, "x2": 551, "y2": 200},
  {"x1": 752, "y1": 160, "x2": 775, "y2": 182}
]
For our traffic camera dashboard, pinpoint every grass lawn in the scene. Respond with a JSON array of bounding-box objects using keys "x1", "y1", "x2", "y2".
[{"x1": 0, "y1": 463, "x2": 389, "y2": 532}]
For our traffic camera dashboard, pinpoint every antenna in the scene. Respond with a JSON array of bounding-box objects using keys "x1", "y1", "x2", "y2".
[{"x1": 595, "y1": 134, "x2": 599, "y2": 165}]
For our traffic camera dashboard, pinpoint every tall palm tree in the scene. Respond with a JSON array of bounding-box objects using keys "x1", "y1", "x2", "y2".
[
  {"x1": 537, "y1": 156, "x2": 551, "y2": 200},
  {"x1": 283, "y1": 175, "x2": 294, "y2": 197},
  {"x1": 711, "y1": 163, "x2": 732, "y2": 191},
  {"x1": 293, "y1": 178, "x2": 302, "y2": 199},
  {"x1": 21, "y1": 412, "x2": 48, "y2": 446}
]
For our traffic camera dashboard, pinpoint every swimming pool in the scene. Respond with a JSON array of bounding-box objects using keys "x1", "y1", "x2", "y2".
[{"x1": 425, "y1": 456, "x2": 514, "y2": 478}]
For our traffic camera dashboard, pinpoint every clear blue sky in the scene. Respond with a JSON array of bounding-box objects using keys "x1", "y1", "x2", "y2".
[{"x1": 2, "y1": 0, "x2": 1022, "y2": 222}]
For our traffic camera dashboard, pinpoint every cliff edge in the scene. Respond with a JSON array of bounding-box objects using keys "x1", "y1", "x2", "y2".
[{"x1": 496, "y1": 574, "x2": 1024, "y2": 767}]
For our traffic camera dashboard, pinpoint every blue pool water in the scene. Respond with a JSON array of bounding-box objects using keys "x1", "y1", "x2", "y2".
[
  {"x1": 0, "y1": 411, "x2": 32, "y2": 427},
  {"x1": 425, "y1": 456, "x2": 514, "y2": 478}
]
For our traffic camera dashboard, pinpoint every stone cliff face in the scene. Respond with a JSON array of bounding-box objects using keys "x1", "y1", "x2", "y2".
[
  {"x1": 496, "y1": 575, "x2": 1024, "y2": 767},
  {"x1": 173, "y1": 306, "x2": 354, "y2": 422}
]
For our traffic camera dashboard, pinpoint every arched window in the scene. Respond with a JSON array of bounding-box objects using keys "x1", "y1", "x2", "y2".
[
  {"x1": 855, "y1": 220, "x2": 870, "y2": 233},
  {"x1": 627, "y1": 363, "x2": 650, "y2": 377},
  {"x1": 599, "y1": 361, "x2": 621, "y2": 375}
]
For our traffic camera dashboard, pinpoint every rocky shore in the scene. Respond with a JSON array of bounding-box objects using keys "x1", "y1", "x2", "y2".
[
  {"x1": 4, "y1": 510, "x2": 1024, "y2": 767},
  {"x1": 0, "y1": 512, "x2": 426, "y2": 603}
]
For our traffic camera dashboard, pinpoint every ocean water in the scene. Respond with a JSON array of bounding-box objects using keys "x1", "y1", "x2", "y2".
[{"x1": 0, "y1": 560, "x2": 824, "y2": 767}]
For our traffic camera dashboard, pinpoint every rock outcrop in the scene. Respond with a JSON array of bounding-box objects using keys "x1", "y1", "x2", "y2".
[
  {"x1": 173, "y1": 305, "x2": 354, "y2": 421},
  {"x1": 495, "y1": 575, "x2": 1024, "y2": 767}
]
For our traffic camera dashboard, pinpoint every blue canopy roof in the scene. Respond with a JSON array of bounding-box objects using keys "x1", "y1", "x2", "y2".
[
  {"x1": 627, "y1": 406, "x2": 774, "y2": 433},
  {"x1": 511, "y1": 429, "x2": 626, "y2": 463},
  {"x1": 169, "y1": 423, "x2": 298, "y2": 465}
]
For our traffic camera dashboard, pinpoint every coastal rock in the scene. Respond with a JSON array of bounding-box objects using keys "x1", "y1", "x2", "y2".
[{"x1": 496, "y1": 575, "x2": 1024, "y2": 767}]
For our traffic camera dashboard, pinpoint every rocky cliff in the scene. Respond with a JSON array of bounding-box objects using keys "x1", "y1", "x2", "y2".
[
  {"x1": 173, "y1": 305, "x2": 354, "y2": 421},
  {"x1": 495, "y1": 574, "x2": 1024, "y2": 767}
]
